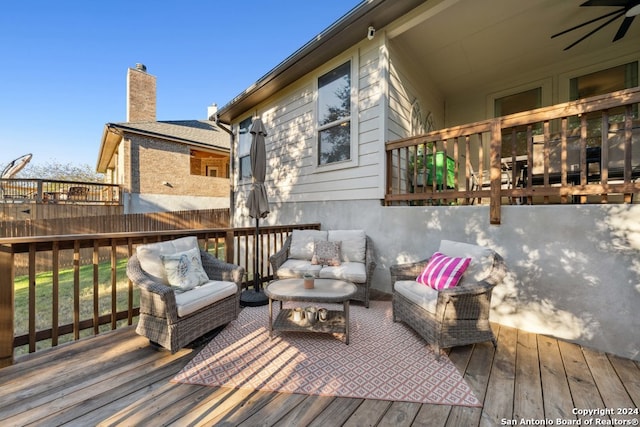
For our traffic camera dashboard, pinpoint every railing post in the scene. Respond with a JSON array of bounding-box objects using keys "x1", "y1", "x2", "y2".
[
  {"x1": 490, "y1": 120, "x2": 502, "y2": 224},
  {"x1": 36, "y1": 180, "x2": 43, "y2": 203},
  {"x1": 0, "y1": 247, "x2": 15, "y2": 367},
  {"x1": 225, "y1": 230, "x2": 235, "y2": 264}
]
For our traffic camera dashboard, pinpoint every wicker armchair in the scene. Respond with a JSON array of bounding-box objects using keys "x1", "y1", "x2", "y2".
[
  {"x1": 127, "y1": 250, "x2": 244, "y2": 353},
  {"x1": 391, "y1": 243, "x2": 506, "y2": 355},
  {"x1": 270, "y1": 233, "x2": 376, "y2": 307}
]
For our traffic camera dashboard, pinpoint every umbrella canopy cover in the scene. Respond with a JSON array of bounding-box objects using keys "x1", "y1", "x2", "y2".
[
  {"x1": 1, "y1": 153, "x2": 32, "y2": 179},
  {"x1": 247, "y1": 119, "x2": 270, "y2": 219}
]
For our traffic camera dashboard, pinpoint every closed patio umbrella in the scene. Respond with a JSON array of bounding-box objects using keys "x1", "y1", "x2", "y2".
[{"x1": 241, "y1": 118, "x2": 270, "y2": 307}]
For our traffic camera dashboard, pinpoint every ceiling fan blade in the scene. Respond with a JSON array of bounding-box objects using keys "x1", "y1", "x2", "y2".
[
  {"x1": 581, "y1": 0, "x2": 630, "y2": 6},
  {"x1": 551, "y1": 9, "x2": 623, "y2": 38},
  {"x1": 613, "y1": 15, "x2": 635, "y2": 40},
  {"x1": 562, "y1": 11, "x2": 625, "y2": 50}
]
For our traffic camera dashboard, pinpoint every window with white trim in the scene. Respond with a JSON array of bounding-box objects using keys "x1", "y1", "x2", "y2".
[
  {"x1": 569, "y1": 62, "x2": 638, "y2": 145},
  {"x1": 317, "y1": 61, "x2": 351, "y2": 166},
  {"x1": 495, "y1": 87, "x2": 543, "y2": 157},
  {"x1": 238, "y1": 116, "x2": 252, "y2": 181}
]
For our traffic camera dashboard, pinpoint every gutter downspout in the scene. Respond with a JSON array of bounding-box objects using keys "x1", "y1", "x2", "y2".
[{"x1": 212, "y1": 114, "x2": 235, "y2": 226}]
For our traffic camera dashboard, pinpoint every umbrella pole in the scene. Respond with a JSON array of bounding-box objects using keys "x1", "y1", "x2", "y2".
[
  {"x1": 254, "y1": 217, "x2": 259, "y2": 291},
  {"x1": 240, "y1": 216, "x2": 269, "y2": 307}
]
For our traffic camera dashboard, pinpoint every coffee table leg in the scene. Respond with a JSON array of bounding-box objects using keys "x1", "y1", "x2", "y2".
[
  {"x1": 268, "y1": 298, "x2": 274, "y2": 339},
  {"x1": 344, "y1": 300, "x2": 350, "y2": 345}
]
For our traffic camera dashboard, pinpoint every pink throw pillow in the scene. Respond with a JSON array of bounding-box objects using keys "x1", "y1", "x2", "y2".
[{"x1": 416, "y1": 252, "x2": 471, "y2": 290}]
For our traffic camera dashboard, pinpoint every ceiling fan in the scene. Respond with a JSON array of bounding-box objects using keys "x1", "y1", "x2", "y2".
[{"x1": 551, "y1": 0, "x2": 640, "y2": 50}]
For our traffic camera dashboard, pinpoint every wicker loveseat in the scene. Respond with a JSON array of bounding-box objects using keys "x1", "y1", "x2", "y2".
[
  {"x1": 270, "y1": 229, "x2": 376, "y2": 307},
  {"x1": 127, "y1": 236, "x2": 244, "y2": 353},
  {"x1": 391, "y1": 240, "x2": 506, "y2": 355}
]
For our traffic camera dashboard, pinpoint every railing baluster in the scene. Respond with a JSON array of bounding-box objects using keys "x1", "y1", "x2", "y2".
[
  {"x1": 28, "y1": 244, "x2": 36, "y2": 353},
  {"x1": 127, "y1": 239, "x2": 134, "y2": 325},
  {"x1": 580, "y1": 114, "x2": 588, "y2": 204},
  {"x1": 111, "y1": 240, "x2": 117, "y2": 330},
  {"x1": 93, "y1": 241, "x2": 99, "y2": 335},
  {"x1": 601, "y1": 110, "x2": 610, "y2": 203},
  {"x1": 624, "y1": 105, "x2": 633, "y2": 203},
  {"x1": 52, "y1": 241, "x2": 59, "y2": 346},
  {"x1": 73, "y1": 240, "x2": 80, "y2": 340},
  {"x1": 561, "y1": 117, "x2": 569, "y2": 204}
]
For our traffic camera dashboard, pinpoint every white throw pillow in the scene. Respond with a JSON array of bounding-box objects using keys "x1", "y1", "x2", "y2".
[
  {"x1": 161, "y1": 247, "x2": 210, "y2": 291},
  {"x1": 438, "y1": 240, "x2": 494, "y2": 284},
  {"x1": 289, "y1": 229, "x2": 328, "y2": 260},
  {"x1": 328, "y1": 230, "x2": 366, "y2": 263},
  {"x1": 136, "y1": 236, "x2": 200, "y2": 284}
]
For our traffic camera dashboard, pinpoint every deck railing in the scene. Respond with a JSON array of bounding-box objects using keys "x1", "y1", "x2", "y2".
[
  {"x1": 0, "y1": 223, "x2": 320, "y2": 367},
  {"x1": 0, "y1": 179, "x2": 121, "y2": 205},
  {"x1": 385, "y1": 87, "x2": 640, "y2": 224}
]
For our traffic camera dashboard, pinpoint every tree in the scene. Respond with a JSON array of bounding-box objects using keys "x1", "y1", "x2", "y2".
[{"x1": 17, "y1": 160, "x2": 104, "y2": 182}]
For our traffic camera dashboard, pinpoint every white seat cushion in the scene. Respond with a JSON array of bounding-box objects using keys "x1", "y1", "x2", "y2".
[
  {"x1": 289, "y1": 230, "x2": 328, "y2": 260},
  {"x1": 136, "y1": 236, "x2": 200, "y2": 284},
  {"x1": 318, "y1": 262, "x2": 367, "y2": 283},
  {"x1": 394, "y1": 280, "x2": 438, "y2": 314},
  {"x1": 277, "y1": 259, "x2": 322, "y2": 278},
  {"x1": 328, "y1": 230, "x2": 366, "y2": 263},
  {"x1": 175, "y1": 280, "x2": 237, "y2": 318}
]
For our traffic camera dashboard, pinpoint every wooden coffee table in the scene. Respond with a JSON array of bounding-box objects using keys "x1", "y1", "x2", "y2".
[{"x1": 264, "y1": 278, "x2": 357, "y2": 344}]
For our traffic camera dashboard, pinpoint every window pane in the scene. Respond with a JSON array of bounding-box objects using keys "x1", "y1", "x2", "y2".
[
  {"x1": 496, "y1": 88, "x2": 543, "y2": 156},
  {"x1": 570, "y1": 62, "x2": 638, "y2": 100},
  {"x1": 240, "y1": 155, "x2": 252, "y2": 180},
  {"x1": 495, "y1": 87, "x2": 541, "y2": 116},
  {"x1": 318, "y1": 61, "x2": 350, "y2": 126},
  {"x1": 238, "y1": 117, "x2": 252, "y2": 156},
  {"x1": 319, "y1": 122, "x2": 350, "y2": 165},
  {"x1": 569, "y1": 62, "x2": 639, "y2": 141}
]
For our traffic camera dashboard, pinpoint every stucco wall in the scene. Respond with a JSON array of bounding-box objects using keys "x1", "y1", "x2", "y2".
[{"x1": 238, "y1": 201, "x2": 640, "y2": 361}]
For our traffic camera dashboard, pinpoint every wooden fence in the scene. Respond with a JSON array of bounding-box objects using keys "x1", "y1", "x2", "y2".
[
  {"x1": 0, "y1": 208, "x2": 230, "y2": 237},
  {"x1": 3, "y1": 209, "x2": 230, "y2": 277}
]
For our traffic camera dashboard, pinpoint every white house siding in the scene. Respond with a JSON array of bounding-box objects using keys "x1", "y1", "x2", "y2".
[{"x1": 235, "y1": 44, "x2": 386, "y2": 223}]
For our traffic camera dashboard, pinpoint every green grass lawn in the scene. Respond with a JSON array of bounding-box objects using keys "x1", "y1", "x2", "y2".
[{"x1": 13, "y1": 257, "x2": 138, "y2": 355}]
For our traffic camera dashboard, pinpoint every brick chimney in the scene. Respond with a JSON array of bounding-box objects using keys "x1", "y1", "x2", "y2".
[{"x1": 126, "y1": 63, "x2": 156, "y2": 122}]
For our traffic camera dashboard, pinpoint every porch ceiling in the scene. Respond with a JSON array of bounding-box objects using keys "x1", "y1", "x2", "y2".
[{"x1": 390, "y1": 0, "x2": 640, "y2": 99}]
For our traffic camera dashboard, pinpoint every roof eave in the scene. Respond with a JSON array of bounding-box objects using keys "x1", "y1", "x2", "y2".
[
  {"x1": 96, "y1": 125, "x2": 123, "y2": 173},
  {"x1": 216, "y1": 0, "x2": 426, "y2": 124}
]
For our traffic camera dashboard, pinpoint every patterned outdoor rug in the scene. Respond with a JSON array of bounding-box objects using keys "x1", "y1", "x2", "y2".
[{"x1": 172, "y1": 300, "x2": 481, "y2": 406}]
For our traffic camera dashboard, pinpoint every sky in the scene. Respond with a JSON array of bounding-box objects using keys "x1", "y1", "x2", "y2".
[{"x1": 0, "y1": 0, "x2": 362, "y2": 172}]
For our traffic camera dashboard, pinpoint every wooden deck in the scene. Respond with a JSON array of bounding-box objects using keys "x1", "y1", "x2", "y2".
[{"x1": 1, "y1": 297, "x2": 639, "y2": 426}]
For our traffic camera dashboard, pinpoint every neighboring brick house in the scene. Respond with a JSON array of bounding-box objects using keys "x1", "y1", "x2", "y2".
[{"x1": 96, "y1": 64, "x2": 230, "y2": 213}]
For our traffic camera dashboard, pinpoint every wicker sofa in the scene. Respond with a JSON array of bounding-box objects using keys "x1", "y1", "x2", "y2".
[
  {"x1": 270, "y1": 229, "x2": 376, "y2": 307},
  {"x1": 127, "y1": 236, "x2": 244, "y2": 353},
  {"x1": 391, "y1": 240, "x2": 506, "y2": 356}
]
